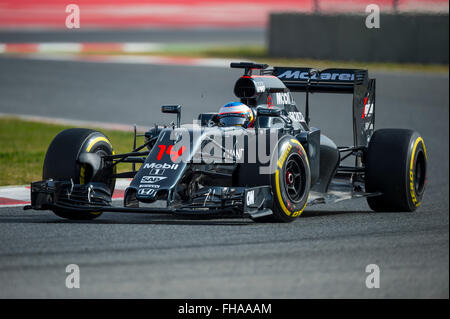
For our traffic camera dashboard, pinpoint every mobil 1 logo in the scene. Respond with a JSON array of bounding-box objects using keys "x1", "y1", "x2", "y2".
[{"x1": 143, "y1": 163, "x2": 179, "y2": 176}]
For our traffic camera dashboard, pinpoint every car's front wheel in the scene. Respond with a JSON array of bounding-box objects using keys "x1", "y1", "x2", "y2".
[
  {"x1": 43, "y1": 128, "x2": 116, "y2": 220},
  {"x1": 253, "y1": 138, "x2": 311, "y2": 223}
]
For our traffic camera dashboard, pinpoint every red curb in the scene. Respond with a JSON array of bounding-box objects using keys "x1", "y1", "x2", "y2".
[
  {"x1": 112, "y1": 189, "x2": 125, "y2": 199},
  {"x1": 4, "y1": 43, "x2": 39, "y2": 53},
  {"x1": 81, "y1": 43, "x2": 124, "y2": 52},
  {"x1": 0, "y1": 197, "x2": 29, "y2": 205}
]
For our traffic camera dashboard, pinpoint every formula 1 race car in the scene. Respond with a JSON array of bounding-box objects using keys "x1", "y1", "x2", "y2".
[{"x1": 26, "y1": 62, "x2": 428, "y2": 222}]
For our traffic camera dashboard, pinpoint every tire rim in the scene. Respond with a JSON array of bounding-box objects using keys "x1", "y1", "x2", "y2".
[
  {"x1": 284, "y1": 153, "x2": 306, "y2": 203},
  {"x1": 414, "y1": 150, "x2": 426, "y2": 196}
]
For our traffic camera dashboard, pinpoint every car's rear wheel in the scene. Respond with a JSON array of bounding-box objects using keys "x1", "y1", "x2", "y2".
[
  {"x1": 43, "y1": 128, "x2": 116, "y2": 220},
  {"x1": 365, "y1": 129, "x2": 427, "y2": 212}
]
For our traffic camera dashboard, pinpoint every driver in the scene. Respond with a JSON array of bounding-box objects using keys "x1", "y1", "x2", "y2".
[{"x1": 218, "y1": 102, "x2": 255, "y2": 128}]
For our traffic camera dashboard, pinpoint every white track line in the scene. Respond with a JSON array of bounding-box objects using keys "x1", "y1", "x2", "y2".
[
  {"x1": 3, "y1": 52, "x2": 233, "y2": 68},
  {"x1": 0, "y1": 112, "x2": 150, "y2": 132}
]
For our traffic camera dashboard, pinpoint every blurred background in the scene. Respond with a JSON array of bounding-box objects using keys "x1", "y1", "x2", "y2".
[
  {"x1": 0, "y1": 0, "x2": 448, "y2": 64},
  {"x1": 0, "y1": 0, "x2": 448, "y2": 29}
]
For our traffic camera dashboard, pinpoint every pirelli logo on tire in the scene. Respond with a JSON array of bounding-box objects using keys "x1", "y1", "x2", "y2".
[{"x1": 277, "y1": 144, "x2": 292, "y2": 169}]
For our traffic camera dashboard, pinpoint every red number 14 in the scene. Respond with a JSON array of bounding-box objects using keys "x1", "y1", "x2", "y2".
[{"x1": 157, "y1": 144, "x2": 186, "y2": 161}]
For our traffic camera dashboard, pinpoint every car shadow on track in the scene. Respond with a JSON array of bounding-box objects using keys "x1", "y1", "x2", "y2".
[
  {"x1": 300, "y1": 210, "x2": 373, "y2": 218},
  {"x1": 0, "y1": 209, "x2": 373, "y2": 226},
  {"x1": 0, "y1": 212, "x2": 253, "y2": 226}
]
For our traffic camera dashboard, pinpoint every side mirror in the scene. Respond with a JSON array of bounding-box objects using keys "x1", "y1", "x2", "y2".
[
  {"x1": 161, "y1": 105, "x2": 181, "y2": 114},
  {"x1": 161, "y1": 105, "x2": 181, "y2": 127},
  {"x1": 257, "y1": 107, "x2": 281, "y2": 117}
]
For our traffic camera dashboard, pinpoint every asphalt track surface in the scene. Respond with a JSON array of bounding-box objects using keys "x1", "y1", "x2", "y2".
[
  {"x1": 0, "y1": 28, "x2": 265, "y2": 44},
  {"x1": 0, "y1": 57, "x2": 448, "y2": 298}
]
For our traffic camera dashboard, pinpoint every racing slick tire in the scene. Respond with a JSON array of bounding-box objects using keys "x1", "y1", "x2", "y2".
[
  {"x1": 253, "y1": 138, "x2": 311, "y2": 223},
  {"x1": 365, "y1": 129, "x2": 427, "y2": 212},
  {"x1": 43, "y1": 128, "x2": 116, "y2": 220}
]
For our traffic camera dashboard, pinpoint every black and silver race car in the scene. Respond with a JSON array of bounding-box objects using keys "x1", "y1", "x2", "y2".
[{"x1": 26, "y1": 62, "x2": 428, "y2": 222}]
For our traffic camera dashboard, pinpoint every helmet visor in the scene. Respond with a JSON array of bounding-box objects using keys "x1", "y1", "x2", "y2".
[{"x1": 219, "y1": 114, "x2": 246, "y2": 127}]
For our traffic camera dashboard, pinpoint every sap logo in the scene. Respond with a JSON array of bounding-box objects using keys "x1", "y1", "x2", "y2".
[
  {"x1": 246, "y1": 190, "x2": 255, "y2": 205},
  {"x1": 254, "y1": 81, "x2": 266, "y2": 93},
  {"x1": 141, "y1": 176, "x2": 167, "y2": 184},
  {"x1": 278, "y1": 70, "x2": 355, "y2": 81},
  {"x1": 288, "y1": 112, "x2": 304, "y2": 122},
  {"x1": 143, "y1": 163, "x2": 179, "y2": 170},
  {"x1": 276, "y1": 93, "x2": 291, "y2": 105},
  {"x1": 138, "y1": 188, "x2": 156, "y2": 196}
]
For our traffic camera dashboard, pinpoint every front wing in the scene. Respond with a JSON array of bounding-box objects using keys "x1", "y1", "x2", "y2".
[{"x1": 25, "y1": 180, "x2": 274, "y2": 219}]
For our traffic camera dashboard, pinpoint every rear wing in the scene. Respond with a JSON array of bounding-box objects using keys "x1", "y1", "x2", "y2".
[
  {"x1": 273, "y1": 67, "x2": 376, "y2": 147},
  {"x1": 273, "y1": 67, "x2": 367, "y2": 94}
]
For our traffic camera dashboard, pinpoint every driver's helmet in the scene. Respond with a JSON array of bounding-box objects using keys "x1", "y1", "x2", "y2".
[{"x1": 218, "y1": 102, "x2": 254, "y2": 128}]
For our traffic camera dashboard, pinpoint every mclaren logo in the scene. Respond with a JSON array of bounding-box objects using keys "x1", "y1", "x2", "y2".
[{"x1": 278, "y1": 70, "x2": 355, "y2": 81}]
